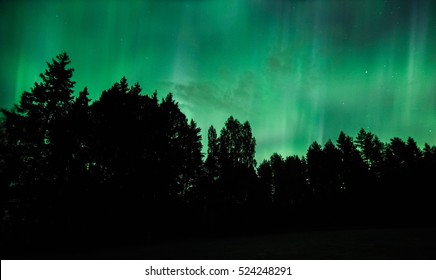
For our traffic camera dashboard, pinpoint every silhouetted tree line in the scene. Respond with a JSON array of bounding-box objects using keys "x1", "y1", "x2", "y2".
[{"x1": 1, "y1": 54, "x2": 435, "y2": 257}]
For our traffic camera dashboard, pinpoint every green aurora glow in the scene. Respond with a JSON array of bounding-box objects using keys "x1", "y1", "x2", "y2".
[{"x1": 1, "y1": 0, "x2": 435, "y2": 161}]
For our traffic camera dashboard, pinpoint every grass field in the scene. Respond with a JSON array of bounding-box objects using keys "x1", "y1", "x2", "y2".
[{"x1": 59, "y1": 226, "x2": 436, "y2": 259}]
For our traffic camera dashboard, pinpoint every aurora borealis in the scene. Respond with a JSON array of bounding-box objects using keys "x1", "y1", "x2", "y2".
[{"x1": 1, "y1": 0, "x2": 435, "y2": 160}]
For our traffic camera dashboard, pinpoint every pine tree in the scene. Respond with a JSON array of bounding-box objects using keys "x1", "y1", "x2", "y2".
[{"x1": 205, "y1": 125, "x2": 220, "y2": 180}]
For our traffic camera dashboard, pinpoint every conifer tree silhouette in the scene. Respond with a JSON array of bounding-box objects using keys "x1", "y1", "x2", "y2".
[{"x1": 1, "y1": 53, "x2": 436, "y2": 258}]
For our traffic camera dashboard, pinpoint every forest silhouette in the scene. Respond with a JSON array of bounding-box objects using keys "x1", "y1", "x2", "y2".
[{"x1": 1, "y1": 53, "x2": 435, "y2": 258}]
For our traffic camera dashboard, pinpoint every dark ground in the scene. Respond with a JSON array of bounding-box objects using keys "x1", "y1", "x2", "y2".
[{"x1": 35, "y1": 226, "x2": 436, "y2": 260}]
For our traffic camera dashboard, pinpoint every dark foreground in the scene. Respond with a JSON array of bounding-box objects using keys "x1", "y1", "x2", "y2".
[{"x1": 16, "y1": 227, "x2": 436, "y2": 260}]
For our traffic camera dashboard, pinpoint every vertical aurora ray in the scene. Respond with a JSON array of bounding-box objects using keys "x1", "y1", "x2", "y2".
[{"x1": 0, "y1": 0, "x2": 435, "y2": 161}]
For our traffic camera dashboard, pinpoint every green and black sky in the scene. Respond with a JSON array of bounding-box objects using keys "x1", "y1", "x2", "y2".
[{"x1": 1, "y1": 0, "x2": 435, "y2": 160}]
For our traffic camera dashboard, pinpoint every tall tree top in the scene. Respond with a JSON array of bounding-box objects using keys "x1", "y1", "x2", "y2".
[{"x1": 17, "y1": 52, "x2": 75, "y2": 119}]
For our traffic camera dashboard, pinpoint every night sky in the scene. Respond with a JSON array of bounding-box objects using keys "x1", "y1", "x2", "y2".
[{"x1": 1, "y1": 0, "x2": 435, "y2": 161}]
